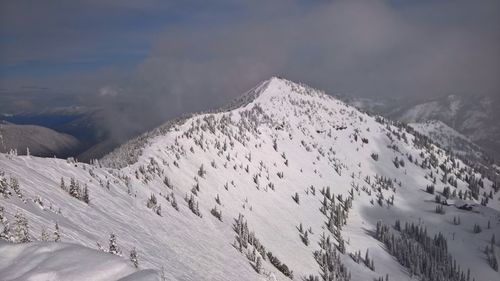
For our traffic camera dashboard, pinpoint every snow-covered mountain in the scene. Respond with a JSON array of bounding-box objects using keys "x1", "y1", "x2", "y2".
[
  {"x1": 1, "y1": 77, "x2": 499, "y2": 281},
  {"x1": 0, "y1": 122, "x2": 81, "y2": 158},
  {"x1": 348, "y1": 94, "x2": 500, "y2": 163},
  {"x1": 409, "y1": 120, "x2": 486, "y2": 160}
]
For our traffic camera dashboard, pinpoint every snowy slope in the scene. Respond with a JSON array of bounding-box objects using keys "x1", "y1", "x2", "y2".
[
  {"x1": 346, "y1": 94, "x2": 500, "y2": 163},
  {"x1": 0, "y1": 77, "x2": 499, "y2": 281},
  {"x1": 0, "y1": 241, "x2": 157, "y2": 281},
  {"x1": 409, "y1": 120, "x2": 485, "y2": 159}
]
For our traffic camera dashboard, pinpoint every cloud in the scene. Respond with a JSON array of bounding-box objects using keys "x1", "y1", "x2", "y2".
[
  {"x1": 125, "y1": 0, "x2": 499, "y2": 104},
  {"x1": 99, "y1": 86, "x2": 120, "y2": 98},
  {"x1": 1, "y1": 0, "x2": 499, "y2": 144}
]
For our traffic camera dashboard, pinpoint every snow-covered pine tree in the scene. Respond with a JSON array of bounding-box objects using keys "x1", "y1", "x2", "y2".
[
  {"x1": 109, "y1": 233, "x2": 121, "y2": 255},
  {"x1": 40, "y1": 226, "x2": 49, "y2": 241},
  {"x1": 313, "y1": 232, "x2": 350, "y2": 281},
  {"x1": 129, "y1": 247, "x2": 139, "y2": 268},
  {"x1": 198, "y1": 164, "x2": 206, "y2": 178},
  {"x1": 12, "y1": 211, "x2": 30, "y2": 243},
  {"x1": 69, "y1": 178, "x2": 80, "y2": 199},
  {"x1": 170, "y1": 192, "x2": 179, "y2": 211},
  {"x1": 82, "y1": 184, "x2": 90, "y2": 204},
  {"x1": 155, "y1": 204, "x2": 162, "y2": 216},
  {"x1": 364, "y1": 249, "x2": 370, "y2": 268},
  {"x1": 0, "y1": 176, "x2": 8, "y2": 197},
  {"x1": 210, "y1": 205, "x2": 222, "y2": 221},
  {"x1": 376, "y1": 220, "x2": 474, "y2": 281},
  {"x1": 473, "y1": 223, "x2": 482, "y2": 233},
  {"x1": 10, "y1": 177, "x2": 22, "y2": 199},
  {"x1": 163, "y1": 176, "x2": 172, "y2": 189},
  {"x1": 302, "y1": 230, "x2": 310, "y2": 246},
  {"x1": 0, "y1": 206, "x2": 10, "y2": 240},
  {"x1": 60, "y1": 177, "x2": 66, "y2": 190},
  {"x1": 54, "y1": 222, "x2": 61, "y2": 242},
  {"x1": 147, "y1": 194, "x2": 157, "y2": 208},
  {"x1": 255, "y1": 256, "x2": 262, "y2": 273}
]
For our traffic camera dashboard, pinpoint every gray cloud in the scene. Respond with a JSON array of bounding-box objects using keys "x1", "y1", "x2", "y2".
[
  {"x1": 138, "y1": 0, "x2": 500, "y2": 98},
  {"x1": 1, "y1": 0, "x2": 499, "y2": 144}
]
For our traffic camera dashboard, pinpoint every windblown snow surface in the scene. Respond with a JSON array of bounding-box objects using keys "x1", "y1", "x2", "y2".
[
  {"x1": 0, "y1": 241, "x2": 156, "y2": 281},
  {"x1": 0, "y1": 78, "x2": 499, "y2": 281}
]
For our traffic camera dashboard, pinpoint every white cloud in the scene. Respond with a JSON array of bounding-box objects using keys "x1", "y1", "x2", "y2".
[{"x1": 99, "y1": 86, "x2": 120, "y2": 98}]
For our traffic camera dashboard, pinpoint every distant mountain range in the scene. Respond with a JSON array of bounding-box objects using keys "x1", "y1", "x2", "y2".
[
  {"x1": 0, "y1": 108, "x2": 113, "y2": 161},
  {"x1": 344, "y1": 93, "x2": 500, "y2": 163},
  {"x1": 409, "y1": 120, "x2": 484, "y2": 159},
  {"x1": 0, "y1": 121, "x2": 80, "y2": 158}
]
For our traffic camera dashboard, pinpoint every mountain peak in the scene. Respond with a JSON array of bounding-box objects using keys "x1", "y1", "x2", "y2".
[
  {"x1": 222, "y1": 77, "x2": 318, "y2": 112},
  {"x1": 254, "y1": 76, "x2": 328, "y2": 102},
  {"x1": 2, "y1": 76, "x2": 499, "y2": 281}
]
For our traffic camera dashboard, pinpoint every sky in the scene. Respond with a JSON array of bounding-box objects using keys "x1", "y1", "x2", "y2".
[{"x1": 0, "y1": 0, "x2": 499, "y2": 142}]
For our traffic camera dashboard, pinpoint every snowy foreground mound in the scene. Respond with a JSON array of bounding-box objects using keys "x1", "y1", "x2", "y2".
[
  {"x1": 0, "y1": 241, "x2": 157, "y2": 281},
  {"x1": 0, "y1": 77, "x2": 499, "y2": 281}
]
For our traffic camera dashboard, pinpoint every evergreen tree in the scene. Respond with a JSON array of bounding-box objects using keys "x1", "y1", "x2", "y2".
[
  {"x1": 109, "y1": 233, "x2": 121, "y2": 255},
  {"x1": 473, "y1": 224, "x2": 482, "y2": 234},
  {"x1": 10, "y1": 178, "x2": 22, "y2": 198},
  {"x1": 302, "y1": 230, "x2": 310, "y2": 246},
  {"x1": 54, "y1": 222, "x2": 61, "y2": 242},
  {"x1": 0, "y1": 177, "x2": 8, "y2": 197},
  {"x1": 210, "y1": 205, "x2": 222, "y2": 221},
  {"x1": 376, "y1": 220, "x2": 475, "y2": 281},
  {"x1": 13, "y1": 211, "x2": 30, "y2": 243},
  {"x1": 198, "y1": 164, "x2": 206, "y2": 178},
  {"x1": 147, "y1": 194, "x2": 157, "y2": 208},
  {"x1": 313, "y1": 232, "x2": 351, "y2": 281},
  {"x1": 60, "y1": 177, "x2": 66, "y2": 190},
  {"x1": 163, "y1": 177, "x2": 172, "y2": 189},
  {"x1": 69, "y1": 178, "x2": 80, "y2": 199},
  {"x1": 82, "y1": 184, "x2": 90, "y2": 204},
  {"x1": 40, "y1": 226, "x2": 49, "y2": 241},
  {"x1": 0, "y1": 206, "x2": 10, "y2": 240},
  {"x1": 129, "y1": 247, "x2": 139, "y2": 268},
  {"x1": 255, "y1": 256, "x2": 262, "y2": 273},
  {"x1": 170, "y1": 192, "x2": 179, "y2": 211},
  {"x1": 442, "y1": 186, "x2": 450, "y2": 198}
]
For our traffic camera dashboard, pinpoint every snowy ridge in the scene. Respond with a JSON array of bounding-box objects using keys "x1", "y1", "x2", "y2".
[
  {"x1": 0, "y1": 77, "x2": 499, "y2": 281},
  {"x1": 0, "y1": 241, "x2": 157, "y2": 281},
  {"x1": 101, "y1": 78, "x2": 273, "y2": 169}
]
